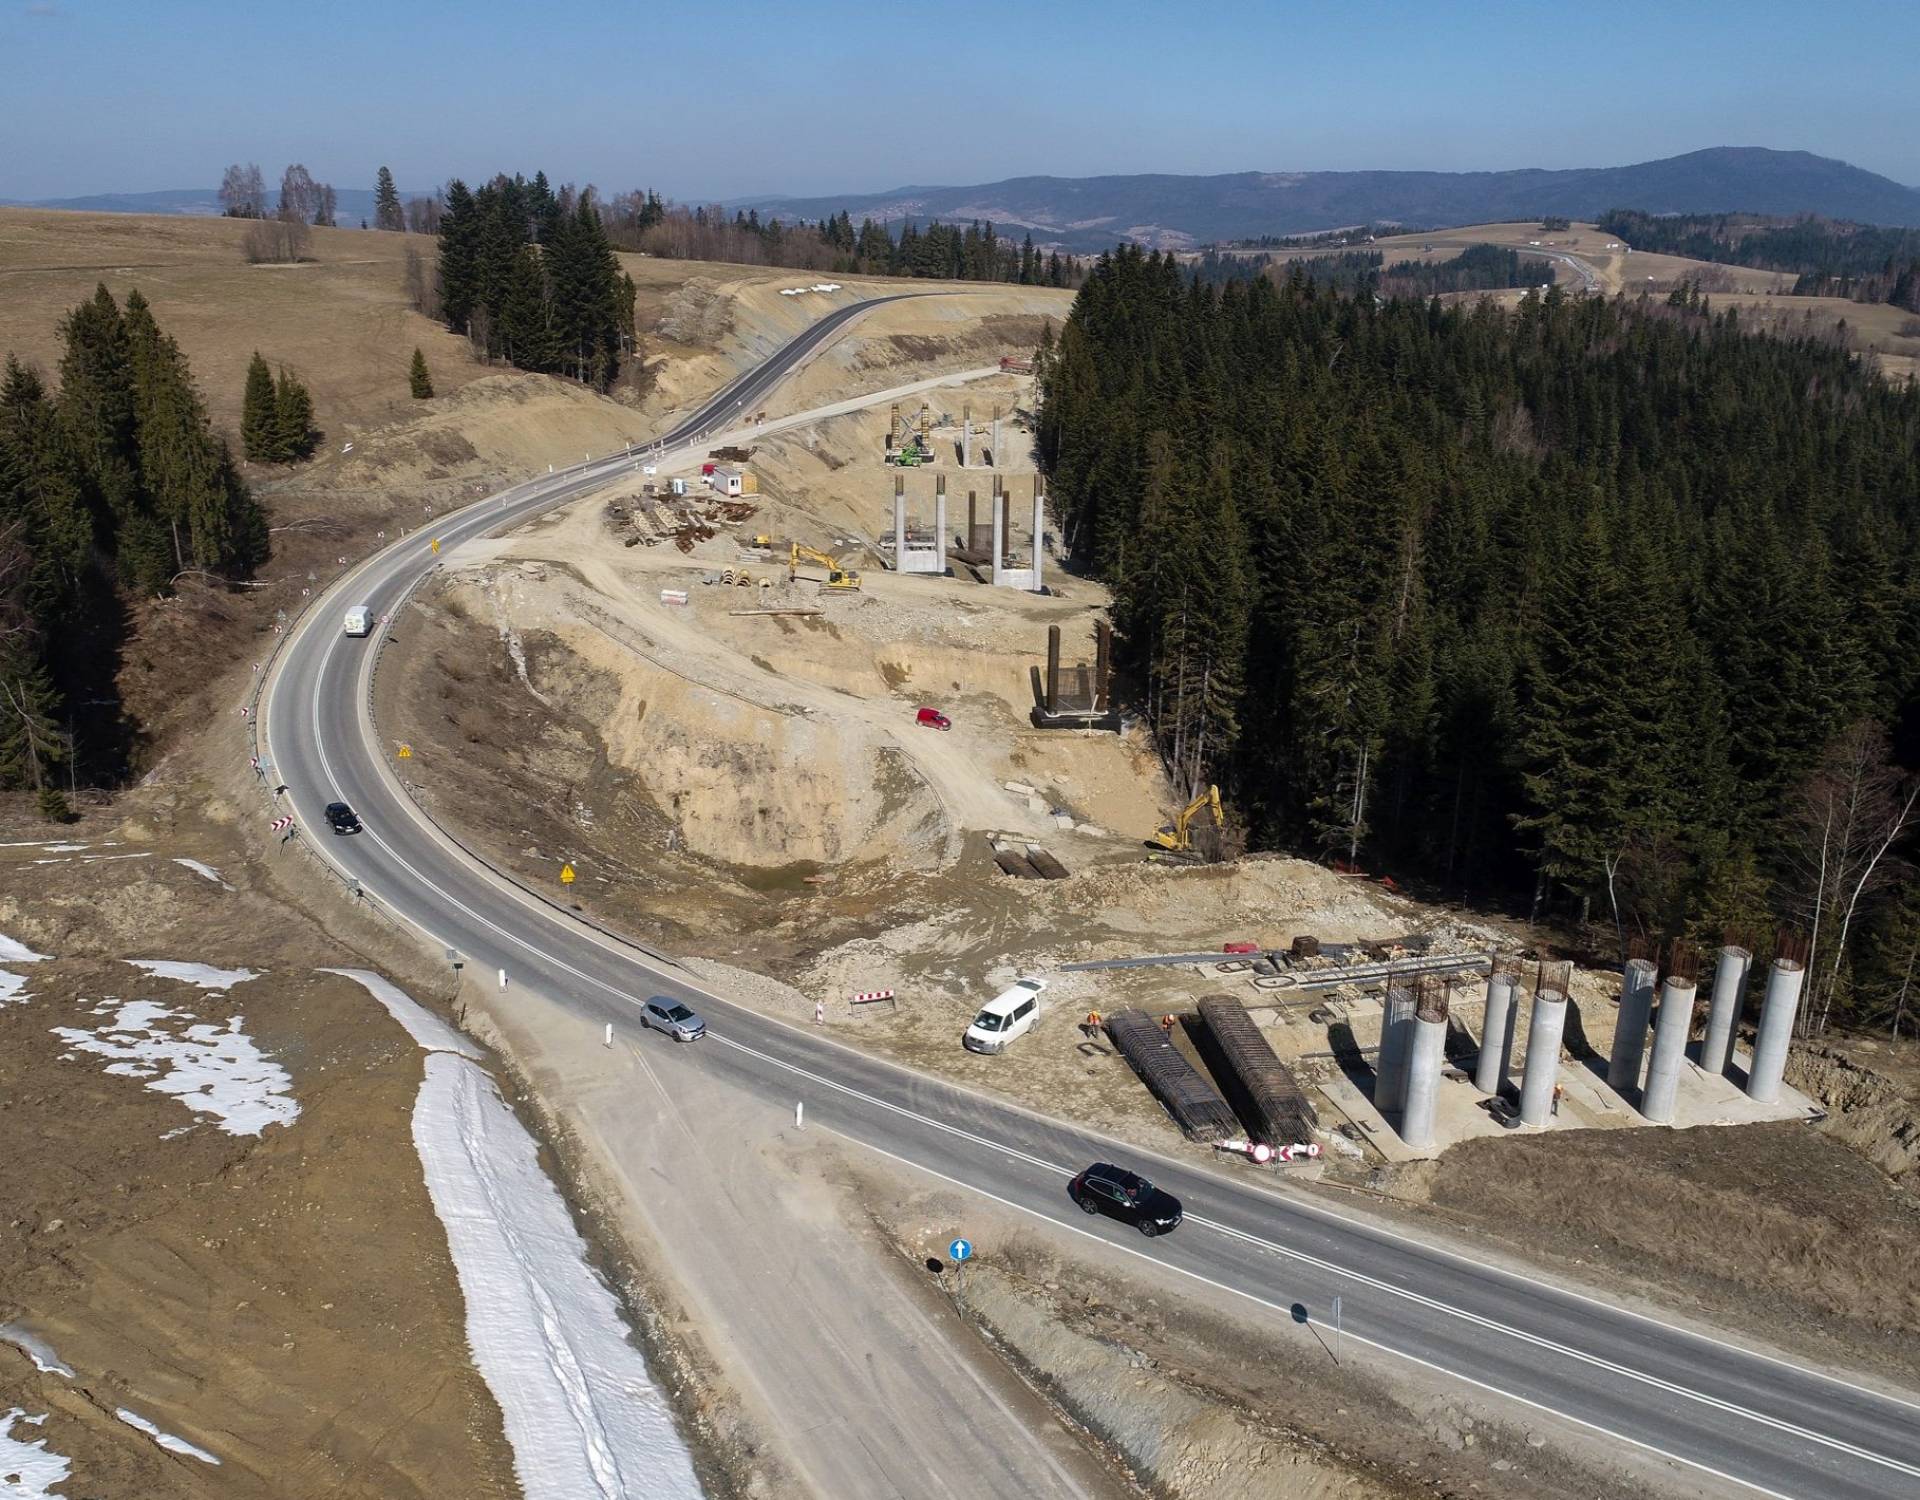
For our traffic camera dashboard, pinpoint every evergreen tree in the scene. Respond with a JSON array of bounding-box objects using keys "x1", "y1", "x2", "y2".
[
  {"x1": 241, "y1": 351, "x2": 281, "y2": 460},
  {"x1": 374, "y1": 166, "x2": 404, "y2": 231},
  {"x1": 273, "y1": 368, "x2": 317, "y2": 462},
  {"x1": 409, "y1": 347, "x2": 434, "y2": 399}
]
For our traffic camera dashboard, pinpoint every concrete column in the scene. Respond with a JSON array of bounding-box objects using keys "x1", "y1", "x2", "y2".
[
  {"x1": 1517, "y1": 986, "x2": 1568, "y2": 1126},
  {"x1": 1030, "y1": 487, "x2": 1046, "y2": 592},
  {"x1": 990, "y1": 484, "x2": 1006, "y2": 587},
  {"x1": 1607, "y1": 958, "x2": 1658, "y2": 1098},
  {"x1": 933, "y1": 480, "x2": 947, "y2": 574},
  {"x1": 1641, "y1": 975, "x2": 1696, "y2": 1124},
  {"x1": 966, "y1": 492, "x2": 977, "y2": 554},
  {"x1": 1094, "y1": 622, "x2": 1112, "y2": 711},
  {"x1": 992, "y1": 407, "x2": 1001, "y2": 466},
  {"x1": 962, "y1": 405, "x2": 972, "y2": 467},
  {"x1": 1699, "y1": 945, "x2": 1750, "y2": 1077},
  {"x1": 1747, "y1": 959, "x2": 1805, "y2": 1103},
  {"x1": 1400, "y1": 1009, "x2": 1447, "y2": 1149},
  {"x1": 892, "y1": 474, "x2": 906, "y2": 570},
  {"x1": 1374, "y1": 987, "x2": 1416, "y2": 1113},
  {"x1": 1046, "y1": 626, "x2": 1062, "y2": 712},
  {"x1": 1473, "y1": 971, "x2": 1518, "y2": 1095}
]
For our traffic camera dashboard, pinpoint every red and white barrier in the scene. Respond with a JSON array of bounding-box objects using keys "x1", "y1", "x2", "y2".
[
  {"x1": 269, "y1": 815, "x2": 294, "y2": 834},
  {"x1": 1212, "y1": 1138, "x2": 1320, "y2": 1165},
  {"x1": 850, "y1": 988, "x2": 895, "y2": 1005}
]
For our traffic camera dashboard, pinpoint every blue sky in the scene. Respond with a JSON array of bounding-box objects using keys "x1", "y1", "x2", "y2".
[{"x1": 3, "y1": 0, "x2": 1917, "y2": 199}]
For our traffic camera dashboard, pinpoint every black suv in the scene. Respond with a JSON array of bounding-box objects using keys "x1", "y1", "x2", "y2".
[
  {"x1": 324, "y1": 801, "x2": 362, "y2": 835},
  {"x1": 1069, "y1": 1162, "x2": 1183, "y2": 1237}
]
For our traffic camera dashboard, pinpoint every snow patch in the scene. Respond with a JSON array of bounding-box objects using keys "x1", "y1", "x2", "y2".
[
  {"x1": 0, "y1": 1407, "x2": 69, "y2": 1496},
  {"x1": 0, "y1": 934, "x2": 50, "y2": 964},
  {"x1": 319, "y1": 968, "x2": 482, "y2": 1057},
  {"x1": 413, "y1": 1052, "x2": 700, "y2": 1500},
  {"x1": 171, "y1": 858, "x2": 233, "y2": 890},
  {"x1": 52, "y1": 1000, "x2": 297, "y2": 1137},
  {"x1": 0, "y1": 1326, "x2": 72, "y2": 1378},
  {"x1": 0, "y1": 971, "x2": 31, "y2": 1008},
  {"x1": 124, "y1": 959, "x2": 259, "y2": 990},
  {"x1": 114, "y1": 1408, "x2": 220, "y2": 1465}
]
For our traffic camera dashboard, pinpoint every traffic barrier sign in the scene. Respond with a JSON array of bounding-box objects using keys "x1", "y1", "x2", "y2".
[{"x1": 850, "y1": 988, "x2": 895, "y2": 1005}]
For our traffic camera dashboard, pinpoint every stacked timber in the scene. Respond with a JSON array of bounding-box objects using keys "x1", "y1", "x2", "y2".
[
  {"x1": 1105, "y1": 1009, "x2": 1240, "y2": 1141},
  {"x1": 1196, "y1": 995, "x2": 1319, "y2": 1145}
]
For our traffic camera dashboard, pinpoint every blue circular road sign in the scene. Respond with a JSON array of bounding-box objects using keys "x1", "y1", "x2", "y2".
[{"x1": 949, "y1": 1237, "x2": 973, "y2": 1263}]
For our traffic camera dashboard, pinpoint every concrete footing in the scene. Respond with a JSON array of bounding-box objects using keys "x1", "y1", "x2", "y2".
[
  {"x1": 1375, "y1": 987, "x2": 1416, "y2": 1113},
  {"x1": 1473, "y1": 971, "x2": 1518, "y2": 1095},
  {"x1": 1400, "y1": 1009, "x2": 1447, "y2": 1149},
  {"x1": 1517, "y1": 985, "x2": 1569, "y2": 1126},
  {"x1": 1607, "y1": 957, "x2": 1658, "y2": 1099},
  {"x1": 989, "y1": 479, "x2": 1046, "y2": 591},
  {"x1": 1747, "y1": 959, "x2": 1805, "y2": 1103},
  {"x1": 1640, "y1": 975, "x2": 1697, "y2": 1124},
  {"x1": 1699, "y1": 945, "x2": 1750, "y2": 1077},
  {"x1": 891, "y1": 475, "x2": 947, "y2": 575}
]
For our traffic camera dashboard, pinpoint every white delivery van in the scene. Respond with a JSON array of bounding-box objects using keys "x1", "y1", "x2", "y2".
[
  {"x1": 962, "y1": 977, "x2": 1047, "y2": 1054},
  {"x1": 343, "y1": 605, "x2": 373, "y2": 637}
]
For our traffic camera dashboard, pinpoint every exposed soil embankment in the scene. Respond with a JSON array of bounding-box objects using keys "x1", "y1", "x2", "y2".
[{"x1": 1788, "y1": 1042, "x2": 1920, "y2": 1185}]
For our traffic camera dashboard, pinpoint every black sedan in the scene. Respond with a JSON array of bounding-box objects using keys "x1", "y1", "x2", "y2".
[
  {"x1": 1069, "y1": 1162, "x2": 1183, "y2": 1237},
  {"x1": 324, "y1": 801, "x2": 362, "y2": 835}
]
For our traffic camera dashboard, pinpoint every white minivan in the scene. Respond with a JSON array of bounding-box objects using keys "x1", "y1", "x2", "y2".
[
  {"x1": 963, "y1": 977, "x2": 1047, "y2": 1054},
  {"x1": 343, "y1": 605, "x2": 373, "y2": 637}
]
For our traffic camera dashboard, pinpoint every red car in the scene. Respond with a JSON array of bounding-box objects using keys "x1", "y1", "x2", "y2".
[
  {"x1": 1223, "y1": 941, "x2": 1261, "y2": 955},
  {"x1": 916, "y1": 707, "x2": 951, "y2": 730}
]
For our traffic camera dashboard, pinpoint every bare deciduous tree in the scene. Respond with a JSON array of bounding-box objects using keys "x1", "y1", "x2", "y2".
[
  {"x1": 243, "y1": 216, "x2": 311, "y2": 264},
  {"x1": 277, "y1": 164, "x2": 319, "y2": 224},
  {"x1": 314, "y1": 182, "x2": 337, "y2": 228},
  {"x1": 1788, "y1": 721, "x2": 1920, "y2": 1034},
  {"x1": 219, "y1": 162, "x2": 266, "y2": 218},
  {"x1": 405, "y1": 195, "x2": 442, "y2": 234},
  {"x1": 403, "y1": 245, "x2": 439, "y2": 317}
]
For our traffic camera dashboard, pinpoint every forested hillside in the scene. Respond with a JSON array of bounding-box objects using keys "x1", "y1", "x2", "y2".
[
  {"x1": 1038, "y1": 248, "x2": 1920, "y2": 1026},
  {"x1": 1598, "y1": 210, "x2": 1920, "y2": 312},
  {"x1": 1192, "y1": 245, "x2": 1554, "y2": 296},
  {"x1": 0, "y1": 287, "x2": 267, "y2": 798}
]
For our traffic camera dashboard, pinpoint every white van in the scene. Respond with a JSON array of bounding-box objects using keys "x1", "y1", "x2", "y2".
[
  {"x1": 962, "y1": 977, "x2": 1047, "y2": 1054},
  {"x1": 343, "y1": 605, "x2": 373, "y2": 637}
]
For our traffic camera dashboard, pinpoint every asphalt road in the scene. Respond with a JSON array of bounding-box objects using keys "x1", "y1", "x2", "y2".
[{"x1": 262, "y1": 299, "x2": 1920, "y2": 1500}]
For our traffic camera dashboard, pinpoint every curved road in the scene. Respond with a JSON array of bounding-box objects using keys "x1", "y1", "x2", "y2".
[{"x1": 262, "y1": 299, "x2": 1920, "y2": 1500}]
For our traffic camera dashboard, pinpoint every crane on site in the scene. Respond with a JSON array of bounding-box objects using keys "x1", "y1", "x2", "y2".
[
  {"x1": 1147, "y1": 784, "x2": 1223, "y2": 858},
  {"x1": 788, "y1": 541, "x2": 863, "y2": 590}
]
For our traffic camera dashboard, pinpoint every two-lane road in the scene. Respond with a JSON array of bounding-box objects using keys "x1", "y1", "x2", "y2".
[{"x1": 262, "y1": 299, "x2": 1920, "y2": 1500}]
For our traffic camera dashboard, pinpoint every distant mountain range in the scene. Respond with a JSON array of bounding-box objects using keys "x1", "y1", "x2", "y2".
[
  {"x1": 0, "y1": 186, "x2": 404, "y2": 224},
  {"x1": 728, "y1": 148, "x2": 1920, "y2": 251},
  {"x1": 9, "y1": 149, "x2": 1920, "y2": 252}
]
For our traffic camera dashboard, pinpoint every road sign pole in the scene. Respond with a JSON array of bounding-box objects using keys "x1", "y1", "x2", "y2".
[{"x1": 1332, "y1": 1295, "x2": 1342, "y2": 1365}]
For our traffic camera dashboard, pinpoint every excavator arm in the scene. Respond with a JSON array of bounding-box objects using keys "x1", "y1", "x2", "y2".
[{"x1": 1147, "y1": 784, "x2": 1222, "y2": 852}]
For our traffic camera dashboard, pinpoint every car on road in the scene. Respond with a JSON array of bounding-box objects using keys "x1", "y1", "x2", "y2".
[
  {"x1": 343, "y1": 605, "x2": 373, "y2": 637},
  {"x1": 324, "y1": 801, "x2": 362, "y2": 835},
  {"x1": 641, "y1": 997, "x2": 707, "y2": 1042},
  {"x1": 915, "y1": 706, "x2": 951, "y2": 730},
  {"x1": 962, "y1": 977, "x2": 1045, "y2": 1054},
  {"x1": 1070, "y1": 1162, "x2": 1183, "y2": 1236}
]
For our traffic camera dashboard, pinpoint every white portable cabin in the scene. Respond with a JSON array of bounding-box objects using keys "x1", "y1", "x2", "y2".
[{"x1": 709, "y1": 467, "x2": 745, "y2": 497}]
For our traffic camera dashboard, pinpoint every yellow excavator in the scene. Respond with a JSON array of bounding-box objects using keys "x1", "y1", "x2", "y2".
[
  {"x1": 789, "y1": 541, "x2": 862, "y2": 591},
  {"x1": 1148, "y1": 784, "x2": 1223, "y2": 855}
]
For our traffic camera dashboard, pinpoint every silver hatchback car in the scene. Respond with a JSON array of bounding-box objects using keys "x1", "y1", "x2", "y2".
[{"x1": 641, "y1": 997, "x2": 707, "y2": 1042}]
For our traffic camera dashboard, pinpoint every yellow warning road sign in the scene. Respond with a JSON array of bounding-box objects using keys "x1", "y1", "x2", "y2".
[
  {"x1": 396, "y1": 744, "x2": 413, "y2": 759},
  {"x1": 430, "y1": 537, "x2": 442, "y2": 554},
  {"x1": 560, "y1": 863, "x2": 576, "y2": 885}
]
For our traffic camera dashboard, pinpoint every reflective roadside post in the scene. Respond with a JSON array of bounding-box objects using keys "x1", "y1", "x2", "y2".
[{"x1": 1332, "y1": 1295, "x2": 1342, "y2": 1365}]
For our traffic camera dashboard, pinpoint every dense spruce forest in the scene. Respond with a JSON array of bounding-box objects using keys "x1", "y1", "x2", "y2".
[
  {"x1": 435, "y1": 172, "x2": 637, "y2": 388},
  {"x1": 600, "y1": 194, "x2": 1083, "y2": 286},
  {"x1": 0, "y1": 287, "x2": 268, "y2": 803},
  {"x1": 1037, "y1": 247, "x2": 1920, "y2": 1029},
  {"x1": 1598, "y1": 209, "x2": 1920, "y2": 312},
  {"x1": 1194, "y1": 246, "x2": 1554, "y2": 296}
]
